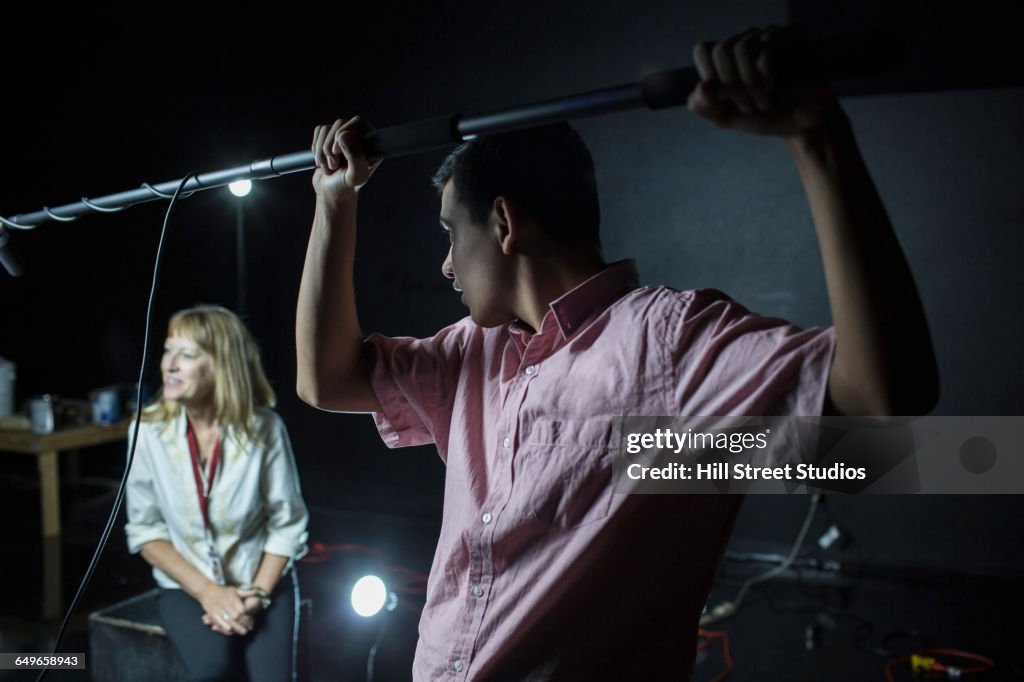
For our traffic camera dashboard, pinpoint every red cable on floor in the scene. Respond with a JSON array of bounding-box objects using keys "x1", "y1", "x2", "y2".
[
  {"x1": 697, "y1": 628, "x2": 733, "y2": 681},
  {"x1": 884, "y1": 647, "x2": 995, "y2": 681}
]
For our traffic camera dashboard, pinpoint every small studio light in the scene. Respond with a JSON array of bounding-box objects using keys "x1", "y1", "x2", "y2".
[
  {"x1": 351, "y1": 575, "x2": 388, "y2": 617},
  {"x1": 228, "y1": 179, "x2": 252, "y2": 197}
]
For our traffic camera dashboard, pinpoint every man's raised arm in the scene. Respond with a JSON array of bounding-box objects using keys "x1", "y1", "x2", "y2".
[
  {"x1": 296, "y1": 117, "x2": 383, "y2": 413},
  {"x1": 687, "y1": 27, "x2": 939, "y2": 416}
]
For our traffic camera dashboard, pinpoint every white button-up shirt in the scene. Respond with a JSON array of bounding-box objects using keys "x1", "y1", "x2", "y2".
[{"x1": 125, "y1": 407, "x2": 309, "y2": 589}]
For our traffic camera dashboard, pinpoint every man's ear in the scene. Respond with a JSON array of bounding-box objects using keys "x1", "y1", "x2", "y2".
[{"x1": 492, "y1": 196, "x2": 518, "y2": 256}]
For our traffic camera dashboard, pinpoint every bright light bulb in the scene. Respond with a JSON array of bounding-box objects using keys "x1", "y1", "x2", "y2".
[
  {"x1": 351, "y1": 575, "x2": 387, "y2": 617},
  {"x1": 229, "y1": 180, "x2": 252, "y2": 197}
]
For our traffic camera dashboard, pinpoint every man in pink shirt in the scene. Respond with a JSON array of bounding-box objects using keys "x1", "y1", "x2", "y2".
[{"x1": 296, "y1": 27, "x2": 937, "y2": 680}]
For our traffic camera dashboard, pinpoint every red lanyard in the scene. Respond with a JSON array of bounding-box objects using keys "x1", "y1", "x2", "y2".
[{"x1": 186, "y1": 422, "x2": 222, "y2": 530}]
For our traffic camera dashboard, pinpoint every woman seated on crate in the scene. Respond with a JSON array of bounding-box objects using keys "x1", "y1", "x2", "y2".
[{"x1": 125, "y1": 305, "x2": 308, "y2": 682}]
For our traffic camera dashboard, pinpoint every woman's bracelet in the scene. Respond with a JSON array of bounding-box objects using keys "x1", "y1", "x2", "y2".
[{"x1": 239, "y1": 584, "x2": 272, "y2": 610}]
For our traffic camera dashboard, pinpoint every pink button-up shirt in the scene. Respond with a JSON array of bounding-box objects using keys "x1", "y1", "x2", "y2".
[{"x1": 364, "y1": 260, "x2": 835, "y2": 680}]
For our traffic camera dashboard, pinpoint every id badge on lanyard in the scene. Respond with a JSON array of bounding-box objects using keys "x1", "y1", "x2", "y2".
[
  {"x1": 188, "y1": 423, "x2": 225, "y2": 585},
  {"x1": 204, "y1": 527, "x2": 226, "y2": 586}
]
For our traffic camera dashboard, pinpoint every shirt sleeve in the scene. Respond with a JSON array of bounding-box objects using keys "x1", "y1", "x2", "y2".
[
  {"x1": 260, "y1": 413, "x2": 310, "y2": 560},
  {"x1": 124, "y1": 421, "x2": 172, "y2": 554},
  {"x1": 362, "y1": 319, "x2": 472, "y2": 450},
  {"x1": 665, "y1": 289, "x2": 836, "y2": 416}
]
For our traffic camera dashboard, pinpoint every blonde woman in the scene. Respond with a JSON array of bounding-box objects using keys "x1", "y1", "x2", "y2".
[{"x1": 125, "y1": 305, "x2": 308, "y2": 681}]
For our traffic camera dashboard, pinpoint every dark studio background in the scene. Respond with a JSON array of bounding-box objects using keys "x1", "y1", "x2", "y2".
[{"x1": 0, "y1": 1, "x2": 1021, "y2": 680}]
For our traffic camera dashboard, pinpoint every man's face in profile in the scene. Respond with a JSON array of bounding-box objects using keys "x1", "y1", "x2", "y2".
[{"x1": 439, "y1": 180, "x2": 514, "y2": 327}]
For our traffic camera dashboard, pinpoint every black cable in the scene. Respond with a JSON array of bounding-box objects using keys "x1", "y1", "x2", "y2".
[
  {"x1": 291, "y1": 568, "x2": 301, "y2": 682},
  {"x1": 141, "y1": 182, "x2": 195, "y2": 200},
  {"x1": 79, "y1": 197, "x2": 126, "y2": 213},
  {"x1": 38, "y1": 173, "x2": 196, "y2": 681},
  {"x1": 41, "y1": 207, "x2": 76, "y2": 223},
  {"x1": 880, "y1": 630, "x2": 934, "y2": 658},
  {"x1": 750, "y1": 578, "x2": 886, "y2": 657},
  {"x1": 0, "y1": 214, "x2": 35, "y2": 230},
  {"x1": 816, "y1": 494, "x2": 865, "y2": 579},
  {"x1": 366, "y1": 615, "x2": 391, "y2": 682}
]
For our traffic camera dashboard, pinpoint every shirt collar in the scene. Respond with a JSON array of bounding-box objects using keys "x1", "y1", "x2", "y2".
[{"x1": 529, "y1": 259, "x2": 640, "y2": 340}]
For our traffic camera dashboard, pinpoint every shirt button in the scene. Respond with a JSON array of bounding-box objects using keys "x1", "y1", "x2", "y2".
[
  {"x1": 472, "y1": 585, "x2": 484, "y2": 597},
  {"x1": 525, "y1": 365, "x2": 536, "y2": 375},
  {"x1": 453, "y1": 659, "x2": 464, "y2": 673},
  {"x1": 502, "y1": 436, "x2": 510, "y2": 448},
  {"x1": 482, "y1": 512, "x2": 492, "y2": 524}
]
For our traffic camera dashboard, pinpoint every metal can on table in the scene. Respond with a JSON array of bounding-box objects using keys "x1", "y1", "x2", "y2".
[
  {"x1": 29, "y1": 395, "x2": 58, "y2": 433},
  {"x1": 90, "y1": 386, "x2": 122, "y2": 425}
]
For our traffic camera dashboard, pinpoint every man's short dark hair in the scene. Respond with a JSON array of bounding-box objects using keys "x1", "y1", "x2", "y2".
[{"x1": 432, "y1": 123, "x2": 602, "y2": 257}]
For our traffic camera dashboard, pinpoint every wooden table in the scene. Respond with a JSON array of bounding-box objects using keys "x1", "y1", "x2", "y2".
[{"x1": 0, "y1": 419, "x2": 130, "y2": 620}]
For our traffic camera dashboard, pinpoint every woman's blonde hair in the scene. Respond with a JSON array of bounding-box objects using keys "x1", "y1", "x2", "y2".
[{"x1": 144, "y1": 305, "x2": 276, "y2": 442}]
